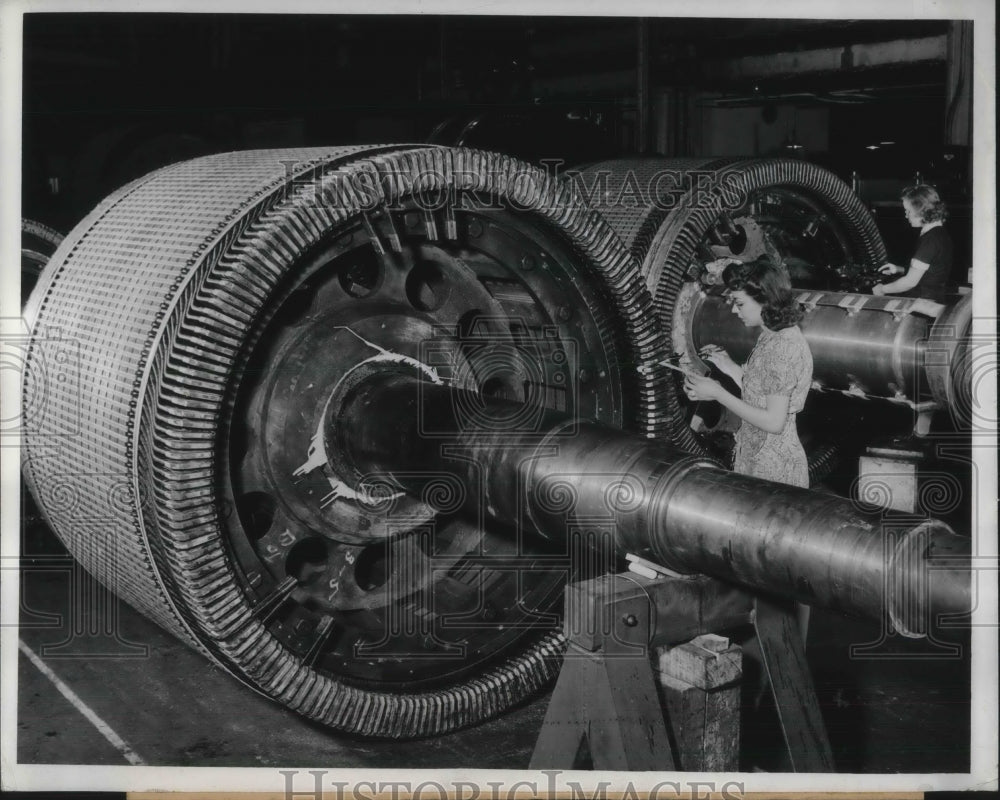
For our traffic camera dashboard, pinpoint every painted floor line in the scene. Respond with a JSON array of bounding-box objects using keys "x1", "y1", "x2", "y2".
[{"x1": 18, "y1": 638, "x2": 147, "y2": 766}]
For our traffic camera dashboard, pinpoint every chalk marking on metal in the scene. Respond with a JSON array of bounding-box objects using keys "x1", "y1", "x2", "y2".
[
  {"x1": 294, "y1": 325, "x2": 440, "y2": 504},
  {"x1": 333, "y1": 325, "x2": 444, "y2": 384}
]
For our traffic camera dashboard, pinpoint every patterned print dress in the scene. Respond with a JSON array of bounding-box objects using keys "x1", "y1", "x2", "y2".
[{"x1": 733, "y1": 325, "x2": 813, "y2": 487}]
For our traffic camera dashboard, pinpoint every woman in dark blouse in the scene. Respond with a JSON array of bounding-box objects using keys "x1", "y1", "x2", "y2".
[{"x1": 872, "y1": 184, "x2": 952, "y2": 303}]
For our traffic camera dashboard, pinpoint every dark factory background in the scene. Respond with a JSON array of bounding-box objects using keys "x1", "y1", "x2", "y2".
[
  {"x1": 12, "y1": 10, "x2": 984, "y2": 781},
  {"x1": 23, "y1": 14, "x2": 973, "y2": 272}
]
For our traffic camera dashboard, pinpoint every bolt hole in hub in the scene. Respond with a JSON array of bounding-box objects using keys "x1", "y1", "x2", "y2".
[
  {"x1": 339, "y1": 248, "x2": 382, "y2": 298},
  {"x1": 237, "y1": 491, "x2": 278, "y2": 543},
  {"x1": 405, "y1": 259, "x2": 452, "y2": 312},
  {"x1": 285, "y1": 536, "x2": 330, "y2": 586},
  {"x1": 221, "y1": 193, "x2": 630, "y2": 692},
  {"x1": 352, "y1": 542, "x2": 392, "y2": 592}
]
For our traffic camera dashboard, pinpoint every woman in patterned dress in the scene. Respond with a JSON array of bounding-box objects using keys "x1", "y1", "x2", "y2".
[
  {"x1": 684, "y1": 257, "x2": 814, "y2": 650},
  {"x1": 683, "y1": 257, "x2": 813, "y2": 488}
]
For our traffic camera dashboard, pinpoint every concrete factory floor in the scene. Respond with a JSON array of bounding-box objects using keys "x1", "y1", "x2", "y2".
[{"x1": 14, "y1": 521, "x2": 971, "y2": 773}]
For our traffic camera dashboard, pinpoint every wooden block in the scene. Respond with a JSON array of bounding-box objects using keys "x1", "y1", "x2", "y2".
[
  {"x1": 656, "y1": 635, "x2": 742, "y2": 770},
  {"x1": 655, "y1": 635, "x2": 742, "y2": 690},
  {"x1": 660, "y1": 672, "x2": 741, "y2": 771}
]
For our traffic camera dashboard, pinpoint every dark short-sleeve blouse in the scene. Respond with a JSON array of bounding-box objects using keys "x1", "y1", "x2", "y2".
[{"x1": 908, "y1": 226, "x2": 952, "y2": 303}]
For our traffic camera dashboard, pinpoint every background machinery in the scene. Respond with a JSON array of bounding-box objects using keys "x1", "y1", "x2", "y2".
[{"x1": 577, "y1": 157, "x2": 975, "y2": 483}]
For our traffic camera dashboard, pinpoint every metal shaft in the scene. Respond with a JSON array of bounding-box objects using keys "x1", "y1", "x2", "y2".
[
  {"x1": 331, "y1": 369, "x2": 970, "y2": 637},
  {"x1": 680, "y1": 286, "x2": 972, "y2": 414}
]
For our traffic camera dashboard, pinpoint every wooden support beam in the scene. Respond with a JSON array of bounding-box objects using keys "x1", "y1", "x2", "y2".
[
  {"x1": 754, "y1": 596, "x2": 835, "y2": 772},
  {"x1": 530, "y1": 644, "x2": 676, "y2": 771}
]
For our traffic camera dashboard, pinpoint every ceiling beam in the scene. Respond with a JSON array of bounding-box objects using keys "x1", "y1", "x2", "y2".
[{"x1": 703, "y1": 35, "x2": 947, "y2": 81}]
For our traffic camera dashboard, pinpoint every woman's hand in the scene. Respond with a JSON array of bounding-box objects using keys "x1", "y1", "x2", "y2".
[
  {"x1": 699, "y1": 345, "x2": 741, "y2": 382},
  {"x1": 878, "y1": 263, "x2": 905, "y2": 276},
  {"x1": 871, "y1": 283, "x2": 886, "y2": 296},
  {"x1": 684, "y1": 374, "x2": 722, "y2": 402}
]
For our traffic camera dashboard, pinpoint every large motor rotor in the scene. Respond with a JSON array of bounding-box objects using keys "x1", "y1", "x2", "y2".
[{"x1": 22, "y1": 145, "x2": 669, "y2": 737}]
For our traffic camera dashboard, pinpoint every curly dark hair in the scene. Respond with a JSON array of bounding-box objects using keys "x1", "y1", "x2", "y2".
[
  {"x1": 722, "y1": 257, "x2": 804, "y2": 331},
  {"x1": 901, "y1": 184, "x2": 948, "y2": 223}
]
